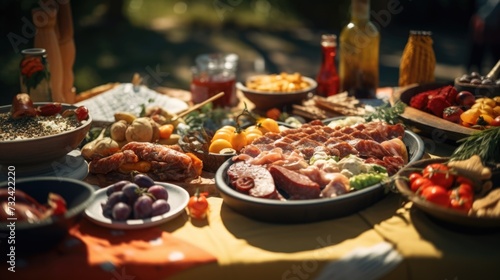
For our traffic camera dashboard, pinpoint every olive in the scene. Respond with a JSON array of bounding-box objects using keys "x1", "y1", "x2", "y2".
[
  {"x1": 459, "y1": 74, "x2": 471, "y2": 83},
  {"x1": 470, "y1": 72, "x2": 481, "y2": 79},
  {"x1": 470, "y1": 78, "x2": 482, "y2": 85},
  {"x1": 481, "y1": 78, "x2": 494, "y2": 85}
]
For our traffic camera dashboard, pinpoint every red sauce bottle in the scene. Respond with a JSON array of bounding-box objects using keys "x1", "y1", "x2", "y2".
[{"x1": 316, "y1": 34, "x2": 340, "y2": 97}]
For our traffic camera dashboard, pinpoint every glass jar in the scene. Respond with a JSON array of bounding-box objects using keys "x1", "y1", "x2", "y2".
[
  {"x1": 19, "y1": 48, "x2": 52, "y2": 102},
  {"x1": 399, "y1": 30, "x2": 436, "y2": 87},
  {"x1": 316, "y1": 34, "x2": 340, "y2": 97},
  {"x1": 339, "y1": 0, "x2": 380, "y2": 99},
  {"x1": 190, "y1": 53, "x2": 238, "y2": 107}
]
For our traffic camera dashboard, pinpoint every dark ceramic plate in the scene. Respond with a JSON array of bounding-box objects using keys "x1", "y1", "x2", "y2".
[
  {"x1": 395, "y1": 157, "x2": 500, "y2": 229},
  {"x1": 215, "y1": 125, "x2": 425, "y2": 224}
]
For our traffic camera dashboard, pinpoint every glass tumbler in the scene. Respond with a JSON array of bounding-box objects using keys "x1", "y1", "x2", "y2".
[{"x1": 190, "y1": 53, "x2": 238, "y2": 107}]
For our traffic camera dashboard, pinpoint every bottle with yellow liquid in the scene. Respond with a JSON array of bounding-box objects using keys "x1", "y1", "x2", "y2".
[{"x1": 339, "y1": 0, "x2": 380, "y2": 99}]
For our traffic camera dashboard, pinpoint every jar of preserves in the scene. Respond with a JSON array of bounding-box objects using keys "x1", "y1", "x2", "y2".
[
  {"x1": 339, "y1": 0, "x2": 380, "y2": 99},
  {"x1": 19, "y1": 48, "x2": 52, "y2": 102}
]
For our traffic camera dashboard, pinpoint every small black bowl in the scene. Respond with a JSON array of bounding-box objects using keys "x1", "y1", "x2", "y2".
[{"x1": 0, "y1": 177, "x2": 95, "y2": 257}]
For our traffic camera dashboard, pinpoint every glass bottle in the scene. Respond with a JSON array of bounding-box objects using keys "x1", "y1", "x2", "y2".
[
  {"x1": 339, "y1": 0, "x2": 380, "y2": 99},
  {"x1": 19, "y1": 48, "x2": 52, "y2": 102},
  {"x1": 316, "y1": 34, "x2": 340, "y2": 97}
]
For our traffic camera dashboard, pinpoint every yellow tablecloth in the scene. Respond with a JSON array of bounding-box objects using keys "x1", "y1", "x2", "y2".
[{"x1": 19, "y1": 85, "x2": 495, "y2": 280}]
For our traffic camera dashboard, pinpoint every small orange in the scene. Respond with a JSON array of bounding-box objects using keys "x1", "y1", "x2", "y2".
[{"x1": 209, "y1": 139, "x2": 233, "y2": 154}]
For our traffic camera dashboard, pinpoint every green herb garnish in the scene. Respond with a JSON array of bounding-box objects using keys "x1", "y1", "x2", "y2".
[
  {"x1": 450, "y1": 126, "x2": 500, "y2": 164},
  {"x1": 363, "y1": 101, "x2": 406, "y2": 125}
]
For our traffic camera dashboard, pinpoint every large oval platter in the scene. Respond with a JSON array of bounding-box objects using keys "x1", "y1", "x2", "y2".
[
  {"x1": 85, "y1": 182, "x2": 189, "y2": 229},
  {"x1": 215, "y1": 120, "x2": 425, "y2": 224}
]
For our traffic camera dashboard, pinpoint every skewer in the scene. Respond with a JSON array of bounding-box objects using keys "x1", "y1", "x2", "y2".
[{"x1": 171, "y1": 91, "x2": 225, "y2": 121}]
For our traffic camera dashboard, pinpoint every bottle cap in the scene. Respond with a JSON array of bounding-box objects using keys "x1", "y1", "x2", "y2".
[{"x1": 321, "y1": 34, "x2": 337, "y2": 47}]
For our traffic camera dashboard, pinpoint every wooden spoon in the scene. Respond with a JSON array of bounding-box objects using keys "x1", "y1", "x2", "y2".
[{"x1": 171, "y1": 91, "x2": 225, "y2": 121}]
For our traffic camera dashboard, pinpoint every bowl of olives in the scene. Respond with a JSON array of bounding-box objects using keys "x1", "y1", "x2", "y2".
[{"x1": 454, "y1": 60, "x2": 500, "y2": 97}]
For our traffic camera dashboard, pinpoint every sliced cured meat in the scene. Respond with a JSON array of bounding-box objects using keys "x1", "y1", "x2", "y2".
[
  {"x1": 306, "y1": 132, "x2": 329, "y2": 143},
  {"x1": 380, "y1": 138, "x2": 408, "y2": 163},
  {"x1": 354, "y1": 139, "x2": 393, "y2": 159},
  {"x1": 349, "y1": 130, "x2": 373, "y2": 140},
  {"x1": 329, "y1": 142, "x2": 359, "y2": 158},
  {"x1": 268, "y1": 165, "x2": 321, "y2": 200},
  {"x1": 227, "y1": 161, "x2": 278, "y2": 199},
  {"x1": 364, "y1": 156, "x2": 404, "y2": 175}
]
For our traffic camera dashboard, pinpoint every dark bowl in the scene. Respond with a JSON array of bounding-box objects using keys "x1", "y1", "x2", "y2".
[
  {"x1": 454, "y1": 77, "x2": 500, "y2": 98},
  {"x1": 0, "y1": 177, "x2": 95, "y2": 256},
  {"x1": 0, "y1": 103, "x2": 92, "y2": 166},
  {"x1": 215, "y1": 130, "x2": 424, "y2": 224},
  {"x1": 394, "y1": 157, "x2": 500, "y2": 229}
]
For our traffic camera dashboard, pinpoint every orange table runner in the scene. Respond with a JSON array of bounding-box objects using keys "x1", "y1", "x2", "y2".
[{"x1": 2, "y1": 217, "x2": 216, "y2": 280}]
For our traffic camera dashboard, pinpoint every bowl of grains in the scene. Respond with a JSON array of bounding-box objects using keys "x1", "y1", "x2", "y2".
[
  {"x1": 0, "y1": 94, "x2": 92, "y2": 166},
  {"x1": 237, "y1": 72, "x2": 317, "y2": 110}
]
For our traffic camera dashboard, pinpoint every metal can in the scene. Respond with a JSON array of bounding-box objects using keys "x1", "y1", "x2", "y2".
[{"x1": 19, "y1": 48, "x2": 52, "y2": 102}]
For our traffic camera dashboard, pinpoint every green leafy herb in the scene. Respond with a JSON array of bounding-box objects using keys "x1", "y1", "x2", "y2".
[
  {"x1": 363, "y1": 101, "x2": 406, "y2": 125},
  {"x1": 450, "y1": 126, "x2": 500, "y2": 164}
]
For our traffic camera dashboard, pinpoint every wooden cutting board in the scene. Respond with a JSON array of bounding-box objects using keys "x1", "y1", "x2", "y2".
[{"x1": 397, "y1": 83, "x2": 478, "y2": 142}]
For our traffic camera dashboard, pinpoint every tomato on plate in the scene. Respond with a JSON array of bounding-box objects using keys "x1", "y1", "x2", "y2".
[
  {"x1": 187, "y1": 188, "x2": 209, "y2": 220},
  {"x1": 410, "y1": 177, "x2": 433, "y2": 193},
  {"x1": 491, "y1": 116, "x2": 500, "y2": 126},
  {"x1": 422, "y1": 163, "x2": 455, "y2": 189},
  {"x1": 442, "y1": 106, "x2": 463, "y2": 124},
  {"x1": 230, "y1": 130, "x2": 247, "y2": 152},
  {"x1": 75, "y1": 106, "x2": 89, "y2": 121},
  {"x1": 420, "y1": 185, "x2": 450, "y2": 207},
  {"x1": 408, "y1": 172, "x2": 422, "y2": 186},
  {"x1": 448, "y1": 176, "x2": 474, "y2": 212}
]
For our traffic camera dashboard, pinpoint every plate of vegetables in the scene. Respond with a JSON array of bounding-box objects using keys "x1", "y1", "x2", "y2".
[
  {"x1": 85, "y1": 173, "x2": 189, "y2": 229},
  {"x1": 398, "y1": 83, "x2": 500, "y2": 142}
]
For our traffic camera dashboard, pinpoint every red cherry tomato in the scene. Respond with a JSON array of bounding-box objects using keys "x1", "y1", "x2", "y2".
[
  {"x1": 457, "y1": 182, "x2": 474, "y2": 200},
  {"x1": 187, "y1": 188, "x2": 209, "y2": 220},
  {"x1": 490, "y1": 116, "x2": 500, "y2": 126},
  {"x1": 420, "y1": 185, "x2": 450, "y2": 207},
  {"x1": 408, "y1": 172, "x2": 422, "y2": 186},
  {"x1": 411, "y1": 177, "x2": 433, "y2": 193},
  {"x1": 422, "y1": 163, "x2": 455, "y2": 189},
  {"x1": 442, "y1": 106, "x2": 464, "y2": 124},
  {"x1": 75, "y1": 106, "x2": 89, "y2": 121}
]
